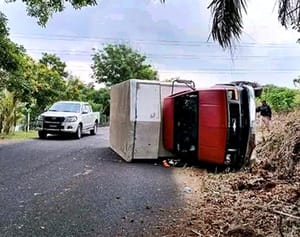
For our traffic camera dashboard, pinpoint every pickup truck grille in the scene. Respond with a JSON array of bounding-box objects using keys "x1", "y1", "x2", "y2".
[
  {"x1": 43, "y1": 116, "x2": 65, "y2": 130},
  {"x1": 44, "y1": 116, "x2": 65, "y2": 122},
  {"x1": 228, "y1": 103, "x2": 240, "y2": 149}
]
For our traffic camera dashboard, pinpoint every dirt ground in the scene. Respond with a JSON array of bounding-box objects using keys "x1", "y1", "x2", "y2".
[{"x1": 161, "y1": 111, "x2": 300, "y2": 237}]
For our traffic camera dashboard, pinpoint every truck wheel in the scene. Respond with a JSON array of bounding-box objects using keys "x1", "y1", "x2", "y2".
[
  {"x1": 75, "y1": 124, "x2": 82, "y2": 139},
  {"x1": 38, "y1": 131, "x2": 47, "y2": 139},
  {"x1": 90, "y1": 122, "x2": 97, "y2": 135}
]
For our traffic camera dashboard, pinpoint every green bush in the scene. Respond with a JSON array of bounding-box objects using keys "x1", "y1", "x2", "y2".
[{"x1": 258, "y1": 85, "x2": 300, "y2": 112}]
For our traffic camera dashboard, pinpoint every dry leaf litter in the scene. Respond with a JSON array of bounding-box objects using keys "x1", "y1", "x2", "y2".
[{"x1": 160, "y1": 111, "x2": 300, "y2": 237}]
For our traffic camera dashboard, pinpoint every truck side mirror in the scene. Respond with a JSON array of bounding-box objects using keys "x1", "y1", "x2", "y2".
[{"x1": 82, "y1": 110, "x2": 88, "y2": 114}]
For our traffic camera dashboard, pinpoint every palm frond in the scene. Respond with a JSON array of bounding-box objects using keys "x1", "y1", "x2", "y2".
[
  {"x1": 294, "y1": 77, "x2": 300, "y2": 88},
  {"x1": 208, "y1": 0, "x2": 247, "y2": 49},
  {"x1": 278, "y1": 0, "x2": 300, "y2": 28}
]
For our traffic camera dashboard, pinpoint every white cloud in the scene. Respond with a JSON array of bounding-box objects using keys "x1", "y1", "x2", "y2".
[
  {"x1": 2, "y1": 0, "x2": 300, "y2": 89},
  {"x1": 243, "y1": 0, "x2": 300, "y2": 44},
  {"x1": 105, "y1": 13, "x2": 124, "y2": 21},
  {"x1": 65, "y1": 61, "x2": 93, "y2": 83},
  {"x1": 158, "y1": 69, "x2": 231, "y2": 88}
]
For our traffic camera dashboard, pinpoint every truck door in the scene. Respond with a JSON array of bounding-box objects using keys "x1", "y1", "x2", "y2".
[
  {"x1": 82, "y1": 104, "x2": 91, "y2": 130},
  {"x1": 88, "y1": 105, "x2": 94, "y2": 128},
  {"x1": 87, "y1": 105, "x2": 94, "y2": 128}
]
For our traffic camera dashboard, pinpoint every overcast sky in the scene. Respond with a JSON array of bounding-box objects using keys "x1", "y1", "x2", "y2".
[{"x1": 1, "y1": 0, "x2": 300, "y2": 88}]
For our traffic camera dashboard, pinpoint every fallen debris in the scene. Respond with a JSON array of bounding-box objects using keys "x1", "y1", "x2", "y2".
[
  {"x1": 254, "y1": 111, "x2": 300, "y2": 181},
  {"x1": 162, "y1": 160, "x2": 170, "y2": 168},
  {"x1": 183, "y1": 187, "x2": 192, "y2": 194}
]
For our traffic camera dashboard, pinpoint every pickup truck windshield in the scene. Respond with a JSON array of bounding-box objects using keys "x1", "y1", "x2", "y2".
[{"x1": 49, "y1": 103, "x2": 81, "y2": 113}]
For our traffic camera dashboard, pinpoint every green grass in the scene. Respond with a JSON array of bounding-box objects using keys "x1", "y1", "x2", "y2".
[{"x1": 0, "y1": 130, "x2": 37, "y2": 140}]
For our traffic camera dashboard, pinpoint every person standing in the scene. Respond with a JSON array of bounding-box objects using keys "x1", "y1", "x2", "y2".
[{"x1": 256, "y1": 100, "x2": 272, "y2": 132}]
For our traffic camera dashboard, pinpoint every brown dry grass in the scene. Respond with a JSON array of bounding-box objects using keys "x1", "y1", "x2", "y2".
[{"x1": 159, "y1": 111, "x2": 300, "y2": 237}]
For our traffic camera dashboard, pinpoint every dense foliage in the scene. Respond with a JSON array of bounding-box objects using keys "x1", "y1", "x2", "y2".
[
  {"x1": 258, "y1": 84, "x2": 300, "y2": 112},
  {"x1": 92, "y1": 44, "x2": 158, "y2": 86},
  {"x1": 0, "y1": 13, "x2": 110, "y2": 134},
  {"x1": 0, "y1": 13, "x2": 158, "y2": 134}
]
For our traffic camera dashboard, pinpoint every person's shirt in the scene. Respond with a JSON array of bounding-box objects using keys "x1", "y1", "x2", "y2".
[{"x1": 256, "y1": 104, "x2": 272, "y2": 118}]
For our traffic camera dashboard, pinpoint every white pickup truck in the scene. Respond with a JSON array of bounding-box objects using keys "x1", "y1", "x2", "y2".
[{"x1": 36, "y1": 101, "x2": 99, "y2": 139}]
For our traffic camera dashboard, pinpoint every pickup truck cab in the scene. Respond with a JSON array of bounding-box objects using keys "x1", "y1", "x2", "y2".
[
  {"x1": 163, "y1": 82, "x2": 256, "y2": 169},
  {"x1": 36, "y1": 101, "x2": 99, "y2": 139}
]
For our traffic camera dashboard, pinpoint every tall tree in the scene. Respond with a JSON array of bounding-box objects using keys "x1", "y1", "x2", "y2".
[
  {"x1": 64, "y1": 75, "x2": 86, "y2": 101},
  {"x1": 86, "y1": 87, "x2": 110, "y2": 115},
  {"x1": 32, "y1": 62, "x2": 67, "y2": 114},
  {"x1": 63, "y1": 75, "x2": 110, "y2": 114},
  {"x1": 39, "y1": 53, "x2": 68, "y2": 78},
  {"x1": 6, "y1": 1, "x2": 300, "y2": 48},
  {"x1": 0, "y1": 90, "x2": 16, "y2": 134},
  {"x1": 0, "y1": 12, "x2": 22, "y2": 72},
  {"x1": 6, "y1": 0, "x2": 97, "y2": 26},
  {"x1": 92, "y1": 44, "x2": 158, "y2": 86},
  {"x1": 6, "y1": 55, "x2": 35, "y2": 103}
]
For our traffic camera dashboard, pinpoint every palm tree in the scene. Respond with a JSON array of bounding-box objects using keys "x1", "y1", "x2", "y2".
[
  {"x1": 162, "y1": 0, "x2": 300, "y2": 48},
  {"x1": 208, "y1": 0, "x2": 300, "y2": 48},
  {"x1": 294, "y1": 77, "x2": 300, "y2": 88}
]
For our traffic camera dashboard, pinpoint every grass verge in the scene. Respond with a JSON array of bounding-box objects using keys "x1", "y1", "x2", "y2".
[{"x1": 0, "y1": 130, "x2": 37, "y2": 140}]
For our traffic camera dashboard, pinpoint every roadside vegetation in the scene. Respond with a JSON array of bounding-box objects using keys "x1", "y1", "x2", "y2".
[
  {"x1": 258, "y1": 84, "x2": 300, "y2": 112},
  {"x1": 0, "y1": 130, "x2": 36, "y2": 140},
  {"x1": 0, "y1": 14, "x2": 157, "y2": 136},
  {"x1": 158, "y1": 110, "x2": 300, "y2": 236}
]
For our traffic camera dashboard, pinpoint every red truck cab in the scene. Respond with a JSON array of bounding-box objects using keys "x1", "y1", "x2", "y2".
[{"x1": 163, "y1": 82, "x2": 256, "y2": 169}]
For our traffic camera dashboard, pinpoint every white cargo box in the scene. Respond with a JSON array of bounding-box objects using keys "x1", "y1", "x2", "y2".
[{"x1": 109, "y1": 79, "x2": 189, "y2": 162}]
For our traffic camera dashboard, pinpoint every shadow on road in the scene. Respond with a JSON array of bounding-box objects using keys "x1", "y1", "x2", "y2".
[{"x1": 32, "y1": 134, "x2": 92, "y2": 141}]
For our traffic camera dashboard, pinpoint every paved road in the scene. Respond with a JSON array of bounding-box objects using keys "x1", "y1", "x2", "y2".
[{"x1": 0, "y1": 128, "x2": 184, "y2": 237}]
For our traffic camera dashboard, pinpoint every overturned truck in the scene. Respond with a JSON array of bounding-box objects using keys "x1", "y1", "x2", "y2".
[{"x1": 110, "y1": 79, "x2": 260, "y2": 169}]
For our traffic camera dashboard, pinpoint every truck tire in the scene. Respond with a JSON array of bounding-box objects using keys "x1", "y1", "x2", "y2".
[
  {"x1": 75, "y1": 124, "x2": 82, "y2": 139},
  {"x1": 38, "y1": 131, "x2": 47, "y2": 139},
  {"x1": 90, "y1": 122, "x2": 97, "y2": 135}
]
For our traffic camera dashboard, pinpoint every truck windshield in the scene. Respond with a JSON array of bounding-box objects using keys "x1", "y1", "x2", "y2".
[{"x1": 49, "y1": 103, "x2": 81, "y2": 113}]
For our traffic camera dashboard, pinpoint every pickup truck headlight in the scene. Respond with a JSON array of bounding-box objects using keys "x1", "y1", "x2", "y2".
[{"x1": 65, "y1": 116, "x2": 78, "y2": 122}]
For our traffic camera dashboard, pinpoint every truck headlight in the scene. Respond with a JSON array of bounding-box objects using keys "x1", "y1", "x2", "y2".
[{"x1": 65, "y1": 116, "x2": 77, "y2": 122}]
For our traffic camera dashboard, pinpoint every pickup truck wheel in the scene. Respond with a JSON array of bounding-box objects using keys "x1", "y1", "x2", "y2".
[
  {"x1": 90, "y1": 123, "x2": 97, "y2": 135},
  {"x1": 38, "y1": 131, "x2": 47, "y2": 139},
  {"x1": 75, "y1": 124, "x2": 82, "y2": 139}
]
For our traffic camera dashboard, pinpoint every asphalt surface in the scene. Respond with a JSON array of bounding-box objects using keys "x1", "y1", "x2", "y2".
[{"x1": 0, "y1": 127, "x2": 184, "y2": 237}]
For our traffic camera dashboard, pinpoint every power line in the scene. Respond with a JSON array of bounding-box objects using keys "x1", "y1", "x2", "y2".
[
  {"x1": 25, "y1": 48, "x2": 248, "y2": 59},
  {"x1": 13, "y1": 35, "x2": 298, "y2": 75},
  {"x1": 158, "y1": 70, "x2": 300, "y2": 73},
  {"x1": 11, "y1": 33, "x2": 300, "y2": 49},
  {"x1": 72, "y1": 69, "x2": 300, "y2": 73},
  {"x1": 26, "y1": 48, "x2": 300, "y2": 60}
]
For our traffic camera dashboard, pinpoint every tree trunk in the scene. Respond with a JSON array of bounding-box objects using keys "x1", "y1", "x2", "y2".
[
  {"x1": 13, "y1": 95, "x2": 17, "y2": 132},
  {"x1": 0, "y1": 114, "x2": 3, "y2": 133}
]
